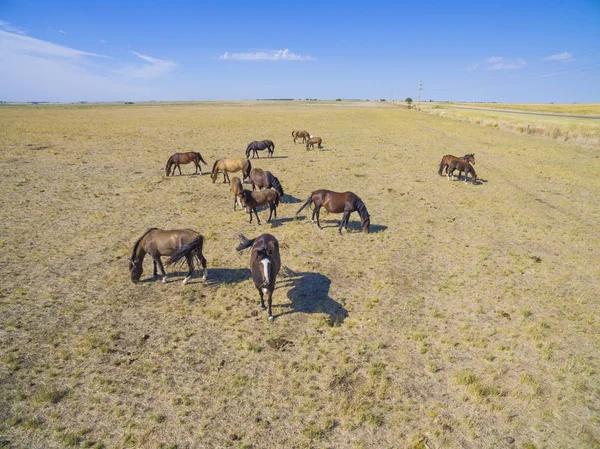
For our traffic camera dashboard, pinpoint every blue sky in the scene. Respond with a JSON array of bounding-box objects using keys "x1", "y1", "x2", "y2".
[{"x1": 1, "y1": 0, "x2": 599, "y2": 102}]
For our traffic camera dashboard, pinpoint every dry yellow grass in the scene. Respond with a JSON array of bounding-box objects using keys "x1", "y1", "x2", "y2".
[
  {"x1": 1, "y1": 101, "x2": 599, "y2": 449},
  {"x1": 452, "y1": 102, "x2": 600, "y2": 116}
]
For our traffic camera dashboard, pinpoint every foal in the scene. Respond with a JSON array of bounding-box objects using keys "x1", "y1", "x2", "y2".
[
  {"x1": 447, "y1": 159, "x2": 477, "y2": 183},
  {"x1": 306, "y1": 137, "x2": 322, "y2": 150},
  {"x1": 230, "y1": 177, "x2": 244, "y2": 211},
  {"x1": 238, "y1": 189, "x2": 280, "y2": 224},
  {"x1": 250, "y1": 168, "x2": 285, "y2": 202},
  {"x1": 236, "y1": 233, "x2": 281, "y2": 321}
]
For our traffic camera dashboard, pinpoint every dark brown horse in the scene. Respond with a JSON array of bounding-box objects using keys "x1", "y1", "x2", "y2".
[
  {"x1": 250, "y1": 168, "x2": 285, "y2": 202},
  {"x1": 292, "y1": 130, "x2": 310, "y2": 144},
  {"x1": 438, "y1": 153, "x2": 475, "y2": 176},
  {"x1": 296, "y1": 190, "x2": 370, "y2": 233},
  {"x1": 236, "y1": 233, "x2": 281, "y2": 321},
  {"x1": 129, "y1": 228, "x2": 207, "y2": 284},
  {"x1": 306, "y1": 137, "x2": 322, "y2": 150},
  {"x1": 230, "y1": 176, "x2": 244, "y2": 211},
  {"x1": 238, "y1": 189, "x2": 280, "y2": 224},
  {"x1": 165, "y1": 152, "x2": 207, "y2": 176},
  {"x1": 245, "y1": 140, "x2": 275, "y2": 159},
  {"x1": 447, "y1": 159, "x2": 478, "y2": 183}
]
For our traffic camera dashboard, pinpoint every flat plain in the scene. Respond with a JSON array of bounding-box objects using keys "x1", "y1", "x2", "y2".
[{"x1": 0, "y1": 101, "x2": 599, "y2": 449}]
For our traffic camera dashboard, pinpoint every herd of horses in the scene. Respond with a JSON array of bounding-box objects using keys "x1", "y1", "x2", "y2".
[{"x1": 130, "y1": 131, "x2": 478, "y2": 320}]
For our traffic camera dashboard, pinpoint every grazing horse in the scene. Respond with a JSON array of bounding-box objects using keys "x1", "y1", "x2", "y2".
[
  {"x1": 250, "y1": 168, "x2": 285, "y2": 202},
  {"x1": 165, "y1": 152, "x2": 207, "y2": 176},
  {"x1": 238, "y1": 188, "x2": 280, "y2": 224},
  {"x1": 438, "y1": 154, "x2": 475, "y2": 176},
  {"x1": 236, "y1": 233, "x2": 281, "y2": 321},
  {"x1": 296, "y1": 190, "x2": 370, "y2": 234},
  {"x1": 292, "y1": 130, "x2": 310, "y2": 144},
  {"x1": 230, "y1": 176, "x2": 244, "y2": 211},
  {"x1": 245, "y1": 140, "x2": 275, "y2": 159},
  {"x1": 306, "y1": 137, "x2": 322, "y2": 150},
  {"x1": 211, "y1": 158, "x2": 252, "y2": 184},
  {"x1": 129, "y1": 228, "x2": 207, "y2": 284},
  {"x1": 447, "y1": 159, "x2": 478, "y2": 183}
]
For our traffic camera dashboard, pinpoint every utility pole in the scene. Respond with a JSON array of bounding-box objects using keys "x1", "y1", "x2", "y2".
[{"x1": 417, "y1": 80, "x2": 423, "y2": 111}]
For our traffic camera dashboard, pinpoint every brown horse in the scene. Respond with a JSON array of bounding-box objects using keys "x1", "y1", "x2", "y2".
[
  {"x1": 211, "y1": 158, "x2": 252, "y2": 184},
  {"x1": 292, "y1": 129, "x2": 310, "y2": 144},
  {"x1": 306, "y1": 137, "x2": 322, "y2": 150},
  {"x1": 129, "y1": 228, "x2": 207, "y2": 284},
  {"x1": 165, "y1": 152, "x2": 207, "y2": 176},
  {"x1": 238, "y1": 188, "x2": 280, "y2": 224},
  {"x1": 438, "y1": 153, "x2": 475, "y2": 176},
  {"x1": 250, "y1": 168, "x2": 285, "y2": 202},
  {"x1": 448, "y1": 159, "x2": 478, "y2": 183},
  {"x1": 296, "y1": 190, "x2": 370, "y2": 233},
  {"x1": 230, "y1": 176, "x2": 244, "y2": 211},
  {"x1": 236, "y1": 233, "x2": 281, "y2": 320}
]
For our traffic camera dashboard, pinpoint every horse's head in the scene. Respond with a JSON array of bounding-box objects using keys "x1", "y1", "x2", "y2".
[
  {"x1": 165, "y1": 165, "x2": 171, "y2": 176},
  {"x1": 465, "y1": 154, "x2": 475, "y2": 164},
  {"x1": 238, "y1": 192, "x2": 249, "y2": 211},
  {"x1": 211, "y1": 171, "x2": 217, "y2": 183},
  {"x1": 245, "y1": 147, "x2": 251, "y2": 158},
  {"x1": 361, "y1": 215, "x2": 371, "y2": 233},
  {"x1": 129, "y1": 257, "x2": 143, "y2": 282}
]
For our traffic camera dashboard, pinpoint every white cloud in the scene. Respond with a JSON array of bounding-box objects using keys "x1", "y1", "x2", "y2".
[
  {"x1": 466, "y1": 62, "x2": 479, "y2": 71},
  {"x1": 0, "y1": 20, "x2": 26, "y2": 35},
  {"x1": 0, "y1": 29, "x2": 106, "y2": 60},
  {"x1": 544, "y1": 52, "x2": 572, "y2": 62},
  {"x1": 118, "y1": 51, "x2": 177, "y2": 78},
  {"x1": 220, "y1": 48, "x2": 315, "y2": 61},
  {"x1": 485, "y1": 56, "x2": 526, "y2": 70},
  {"x1": 100, "y1": 39, "x2": 106, "y2": 44}
]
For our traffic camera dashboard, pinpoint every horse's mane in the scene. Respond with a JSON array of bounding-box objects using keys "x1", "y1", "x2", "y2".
[
  {"x1": 354, "y1": 197, "x2": 370, "y2": 222},
  {"x1": 265, "y1": 172, "x2": 284, "y2": 197},
  {"x1": 166, "y1": 155, "x2": 174, "y2": 168},
  {"x1": 131, "y1": 228, "x2": 157, "y2": 260},
  {"x1": 211, "y1": 159, "x2": 221, "y2": 175}
]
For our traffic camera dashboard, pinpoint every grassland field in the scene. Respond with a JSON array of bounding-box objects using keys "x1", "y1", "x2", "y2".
[{"x1": 0, "y1": 101, "x2": 599, "y2": 449}]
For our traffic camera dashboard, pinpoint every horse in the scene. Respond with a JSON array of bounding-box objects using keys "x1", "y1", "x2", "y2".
[
  {"x1": 306, "y1": 137, "x2": 322, "y2": 150},
  {"x1": 447, "y1": 159, "x2": 478, "y2": 183},
  {"x1": 296, "y1": 190, "x2": 370, "y2": 234},
  {"x1": 165, "y1": 152, "x2": 207, "y2": 176},
  {"x1": 438, "y1": 153, "x2": 475, "y2": 176},
  {"x1": 238, "y1": 188, "x2": 280, "y2": 224},
  {"x1": 211, "y1": 158, "x2": 252, "y2": 184},
  {"x1": 230, "y1": 176, "x2": 244, "y2": 211},
  {"x1": 236, "y1": 233, "x2": 281, "y2": 321},
  {"x1": 129, "y1": 228, "x2": 207, "y2": 284},
  {"x1": 245, "y1": 140, "x2": 275, "y2": 159},
  {"x1": 250, "y1": 168, "x2": 285, "y2": 202},
  {"x1": 292, "y1": 130, "x2": 310, "y2": 144}
]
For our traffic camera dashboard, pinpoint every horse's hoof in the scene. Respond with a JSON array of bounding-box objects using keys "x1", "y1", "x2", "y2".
[
  {"x1": 260, "y1": 306, "x2": 266, "y2": 311},
  {"x1": 182, "y1": 276, "x2": 190, "y2": 285},
  {"x1": 162, "y1": 277, "x2": 167, "y2": 284},
  {"x1": 268, "y1": 316, "x2": 274, "y2": 321}
]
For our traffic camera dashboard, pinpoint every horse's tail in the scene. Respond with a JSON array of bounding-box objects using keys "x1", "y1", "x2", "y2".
[
  {"x1": 244, "y1": 159, "x2": 252, "y2": 180},
  {"x1": 131, "y1": 227, "x2": 158, "y2": 260},
  {"x1": 296, "y1": 195, "x2": 313, "y2": 215},
  {"x1": 273, "y1": 189, "x2": 280, "y2": 207},
  {"x1": 236, "y1": 234, "x2": 255, "y2": 252},
  {"x1": 438, "y1": 159, "x2": 444, "y2": 176},
  {"x1": 166, "y1": 235, "x2": 204, "y2": 269},
  {"x1": 197, "y1": 152, "x2": 207, "y2": 165}
]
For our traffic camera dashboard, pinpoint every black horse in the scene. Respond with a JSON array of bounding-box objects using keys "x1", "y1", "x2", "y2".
[{"x1": 245, "y1": 140, "x2": 275, "y2": 159}]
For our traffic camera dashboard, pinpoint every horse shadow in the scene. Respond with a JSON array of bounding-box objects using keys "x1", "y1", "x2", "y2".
[
  {"x1": 319, "y1": 220, "x2": 387, "y2": 234},
  {"x1": 204, "y1": 268, "x2": 251, "y2": 285},
  {"x1": 267, "y1": 156, "x2": 289, "y2": 159},
  {"x1": 282, "y1": 194, "x2": 303, "y2": 204},
  {"x1": 270, "y1": 216, "x2": 306, "y2": 228},
  {"x1": 275, "y1": 268, "x2": 348, "y2": 324}
]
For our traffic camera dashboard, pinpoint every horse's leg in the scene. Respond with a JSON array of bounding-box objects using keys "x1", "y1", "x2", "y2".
[
  {"x1": 249, "y1": 207, "x2": 253, "y2": 223},
  {"x1": 258, "y1": 287, "x2": 266, "y2": 310},
  {"x1": 316, "y1": 207, "x2": 323, "y2": 229},
  {"x1": 252, "y1": 181, "x2": 256, "y2": 191},
  {"x1": 311, "y1": 208, "x2": 316, "y2": 223},
  {"x1": 183, "y1": 255, "x2": 194, "y2": 284},
  {"x1": 254, "y1": 208, "x2": 261, "y2": 225},
  {"x1": 344, "y1": 211, "x2": 351, "y2": 230},
  {"x1": 155, "y1": 257, "x2": 168, "y2": 283},
  {"x1": 177, "y1": 164, "x2": 182, "y2": 176},
  {"x1": 339, "y1": 212, "x2": 349, "y2": 234},
  {"x1": 267, "y1": 289, "x2": 273, "y2": 321},
  {"x1": 153, "y1": 260, "x2": 158, "y2": 278},
  {"x1": 273, "y1": 202, "x2": 277, "y2": 219},
  {"x1": 267, "y1": 203, "x2": 273, "y2": 223},
  {"x1": 233, "y1": 195, "x2": 237, "y2": 211},
  {"x1": 199, "y1": 253, "x2": 208, "y2": 280}
]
